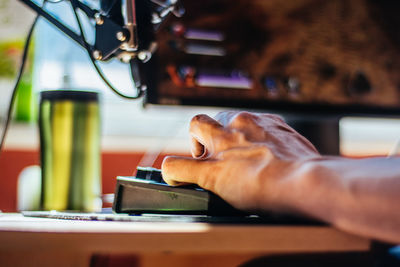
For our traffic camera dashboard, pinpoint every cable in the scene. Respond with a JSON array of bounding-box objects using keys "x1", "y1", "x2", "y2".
[
  {"x1": 0, "y1": 15, "x2": 39, "y2": 157},
  {"x1": 46, "y1": 0, "x2": 64, "y2": 3},
  {"x1": 70, "y1": 1, "x2": 145, "y2": 99}
]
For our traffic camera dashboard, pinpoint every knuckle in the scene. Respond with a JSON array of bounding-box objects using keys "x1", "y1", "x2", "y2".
[
  {"x1": 190, "y1": 114, "x2": 204, "y2": 125},
  {"x1": 236, "y1": 111, "x2": 254, "y2": 120},
  {"x1": 233, "y1": 111, "x2": 255, "y2": 124},
  {"x1": 236, "y1": 111, "x2": 255, "y2": 121},
  {"x1": 190, "y1": 114, "x2": 207, "y2": 130}
]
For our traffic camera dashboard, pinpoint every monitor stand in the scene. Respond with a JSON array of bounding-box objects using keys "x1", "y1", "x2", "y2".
[{"x1": 285, "y1": 116, "x2": 340, "y2": 156}]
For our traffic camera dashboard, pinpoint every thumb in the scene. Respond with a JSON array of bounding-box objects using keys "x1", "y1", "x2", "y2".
[{"x1": 161, "y1": 156, "x2": 211, "y2": 186}]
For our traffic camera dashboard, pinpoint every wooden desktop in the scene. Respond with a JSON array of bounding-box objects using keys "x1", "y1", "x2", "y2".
[{"x1": 0, "y1": 213, "x2": 370, "y2": 267}]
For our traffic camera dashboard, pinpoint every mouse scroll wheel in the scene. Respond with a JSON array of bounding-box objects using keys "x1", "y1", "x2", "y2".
[{"x1": 135, "y1": 167, "x2": 165, "y2": 183}]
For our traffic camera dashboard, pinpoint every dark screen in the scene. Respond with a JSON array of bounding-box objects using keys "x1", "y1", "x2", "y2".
[{"x1": 146, "y1": 0, "x2": 400, "y2": 116}]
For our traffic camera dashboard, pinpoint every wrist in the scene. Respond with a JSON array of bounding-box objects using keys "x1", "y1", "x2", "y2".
[{"x1": 256, "y1": 157, "x2": 324, "y2": 215}]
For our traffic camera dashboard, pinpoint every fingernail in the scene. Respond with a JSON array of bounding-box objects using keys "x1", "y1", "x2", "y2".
[{"x1": 192, "y1": 147, "x2": 208, "y2": 159}]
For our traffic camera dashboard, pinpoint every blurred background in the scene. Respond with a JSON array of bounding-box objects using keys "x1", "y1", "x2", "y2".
[{"x1": 0, "y1": 0, "x2": 399, "y2": 212}]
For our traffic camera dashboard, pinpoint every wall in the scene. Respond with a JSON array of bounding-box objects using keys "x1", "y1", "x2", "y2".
[{"x1": 0, "y1": 149, "x2": 188, "y2": 212}]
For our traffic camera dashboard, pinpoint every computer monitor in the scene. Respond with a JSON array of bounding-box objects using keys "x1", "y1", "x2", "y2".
[{"x1": 144, "y1": 0, "x2": 400, "y2": 155}]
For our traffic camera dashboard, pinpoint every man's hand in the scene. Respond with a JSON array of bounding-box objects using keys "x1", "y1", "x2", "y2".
[
  {"x1": 161, "y1": 111, "x2": 320, "y2": 212},
  {"x1": 162, "y1": 111, "x2": 400, "y2": 243}
]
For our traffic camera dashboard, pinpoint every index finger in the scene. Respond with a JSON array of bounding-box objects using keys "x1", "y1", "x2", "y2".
[{"x1": 189, "y1": 114, "x2": 226, "y2": 157}]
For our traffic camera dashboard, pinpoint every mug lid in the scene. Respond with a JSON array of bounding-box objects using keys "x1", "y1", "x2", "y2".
[{"x1": 40, "y1": 90, "x2": 99, "y2": 102}]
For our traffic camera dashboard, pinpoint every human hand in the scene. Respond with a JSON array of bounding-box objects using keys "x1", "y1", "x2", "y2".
[{"x1": 162, "y1": 111, "x2": 321, "y2": 212}]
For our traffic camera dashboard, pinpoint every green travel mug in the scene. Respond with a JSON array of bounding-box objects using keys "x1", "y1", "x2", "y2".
[{"x1": 39, "y1": 90, "x2": 102, "y2": 212}]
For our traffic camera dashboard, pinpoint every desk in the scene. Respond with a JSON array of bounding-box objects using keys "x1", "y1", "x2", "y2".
[{"x1": 0, "y1": 213, "x2": 370, "y2": 267}]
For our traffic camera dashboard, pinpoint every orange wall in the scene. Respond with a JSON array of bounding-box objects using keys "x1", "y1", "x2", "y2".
[{"x1": 0, "y1": 149, "x2": 187, "y2": 212}]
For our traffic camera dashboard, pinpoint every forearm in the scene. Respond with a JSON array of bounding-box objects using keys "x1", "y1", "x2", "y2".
[{"x1": 273, "y1": 157, "x2": 400, "y2": 243}]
